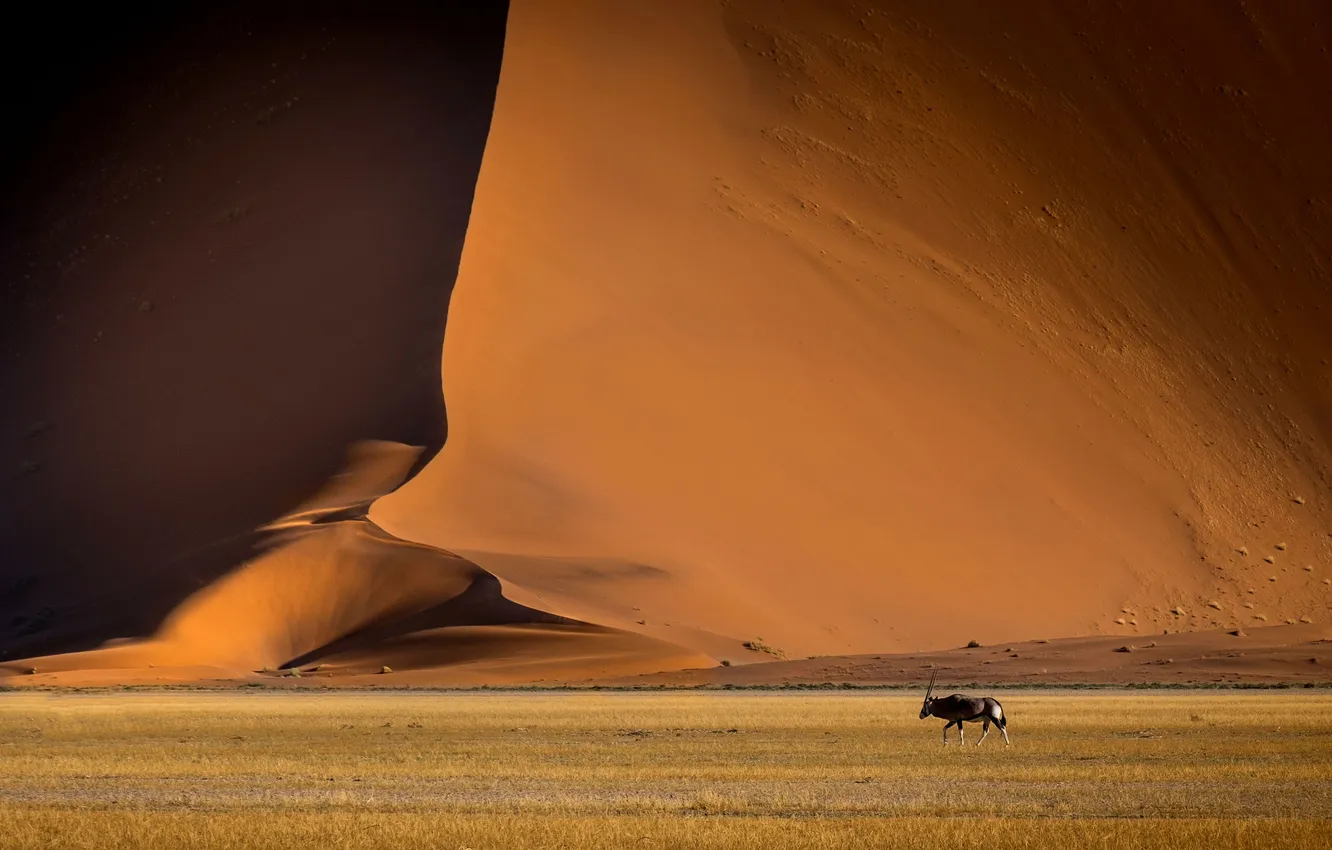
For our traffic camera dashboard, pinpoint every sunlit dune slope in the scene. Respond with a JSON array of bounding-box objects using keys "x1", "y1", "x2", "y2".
[{"x1": 375, "y1": 0, "x2": 1332, "y2": 658}]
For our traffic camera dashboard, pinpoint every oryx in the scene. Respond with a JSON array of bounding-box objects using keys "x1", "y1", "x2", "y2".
[{"x1": 918, "y1": 670, "x2": 1010, "y2": 746}]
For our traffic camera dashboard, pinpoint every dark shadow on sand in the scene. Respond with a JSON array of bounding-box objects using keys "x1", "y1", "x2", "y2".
[{"x1": 0, "y1": 2, "x2": 510, "y2": 659}]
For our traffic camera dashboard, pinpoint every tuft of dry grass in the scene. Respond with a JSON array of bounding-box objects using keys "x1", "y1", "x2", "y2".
[
  {"x1": 1, "y1": 691, "x2": 1330, "y2": 849},
  {"x1": 2, "y1": 810, "x2": 1328, "y2": 850}
]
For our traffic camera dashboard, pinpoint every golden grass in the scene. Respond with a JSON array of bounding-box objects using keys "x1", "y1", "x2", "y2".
[{"x1": 1, "y1": 691, "x2": 1329, "y2": 848}]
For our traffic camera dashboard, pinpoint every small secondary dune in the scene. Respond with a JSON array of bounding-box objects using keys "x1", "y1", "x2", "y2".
[{"x1": 2, "y1": 442, "x2": 709, "y2": 686}]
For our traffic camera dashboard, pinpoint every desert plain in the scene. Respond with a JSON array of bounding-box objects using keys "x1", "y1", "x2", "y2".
[{"x1": 3, "y1": 690, "x2": 1330, "y2": 849}]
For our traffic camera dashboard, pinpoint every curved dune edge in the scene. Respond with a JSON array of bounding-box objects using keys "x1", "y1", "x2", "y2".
[
  {"x1": 0, "y1": 524, "x2": 712, "y2": 686},
  {"x1": 0, "y1": 444, "x2": 713, "y2": 686},
  {"x1": 374, "y1": 0, "x2": 1332, "y2": 658},
  {"x1": 1, "y1": 6, "x2": 508, "y2": 662}
]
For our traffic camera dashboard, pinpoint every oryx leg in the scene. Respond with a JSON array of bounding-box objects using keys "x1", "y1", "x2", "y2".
[
  {"x1": 942, "y1": 720, "x2": 955, "y2": 744},
  {"x1": 957, "y1": 721, "x2": 965, "y2": 745},
  {"x1": 999, "y1": 721, "x2": 1011, "y2": 746},
  {"x1": 976, "y1": 718, "x2": 990, "y2": 747}
]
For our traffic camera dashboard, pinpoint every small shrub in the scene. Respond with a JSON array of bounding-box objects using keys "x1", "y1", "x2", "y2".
[{"x1": 742, "y1": 639, "x2": 786, "y2": 659}]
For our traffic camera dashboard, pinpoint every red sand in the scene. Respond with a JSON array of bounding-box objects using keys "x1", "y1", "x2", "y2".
[{"x1": 5, "y1": 1, "x2": 1331, "y2": 687}]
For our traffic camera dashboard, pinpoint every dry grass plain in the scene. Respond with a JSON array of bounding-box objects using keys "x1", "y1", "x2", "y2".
[{"x1": 1, "y1": 690, "x2": 1329, "y2": 848}]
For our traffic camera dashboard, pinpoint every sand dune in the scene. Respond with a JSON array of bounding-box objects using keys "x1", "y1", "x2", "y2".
[
  {"x1": 3, "y1": 442, "x2": 708, "y2": 685},
  {"x1": 299, "y1": 623, "x2": 709, "y2": 685},
  {"x1": 374, "y1": 0, "x2": 1332, "y2": 659},
  {"x1": 5, "y1": 1, "x2": 1331, "y2": 685},
  {"x1": 2, "y1": 526, "x2": 707, "y2": 686},
  {"x1": 0, "y1": 6, "x2": 506, "y2": 662}
]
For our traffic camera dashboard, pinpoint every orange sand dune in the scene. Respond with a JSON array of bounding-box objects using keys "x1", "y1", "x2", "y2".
[
  {"x1": 2, "y1": 443, "x2": 709, "y2": 685},
  {"x1": 374, "y1": 0, "x2": 1332, "y2": 660},
  {"x1": 0, "y1": 7, "x2": 510, "y2": 669},
  {"x1": 1, "y1": 536, "x2": 707, "y2": 686},
  {"x1": 6, "y1": 1, "x2": 1332, "y2": 685},
  {"x1": 0, "y1": 7, "x2": 507, "y2": 662}
]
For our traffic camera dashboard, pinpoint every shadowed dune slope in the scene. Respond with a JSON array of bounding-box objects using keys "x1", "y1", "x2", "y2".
[
  {"x1": 0, "y1": 2, "x2": 713, "y2": 684},
  {"x1": 374, "y1": 0, "x2": 1332, "y2": 659},
  {"x1": 0, "y1": 4, "x2": 507, "y2": 659}
]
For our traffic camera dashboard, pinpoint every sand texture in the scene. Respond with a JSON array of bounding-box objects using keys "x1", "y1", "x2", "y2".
[
  {"x1": 376, "y1": 0, "x2": 1332, "y2": 662},
  {"x1": 5, "y1": 1, "x2": 1332, "y2": 685}
]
